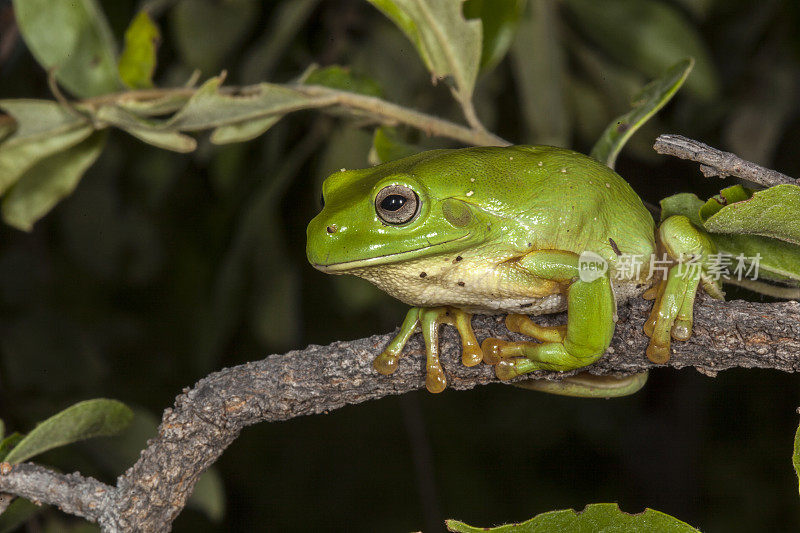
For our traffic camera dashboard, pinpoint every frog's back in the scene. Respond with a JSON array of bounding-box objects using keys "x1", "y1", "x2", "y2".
[{"x1": 410, "y1": 145, "x2": 656, "y2": 269}]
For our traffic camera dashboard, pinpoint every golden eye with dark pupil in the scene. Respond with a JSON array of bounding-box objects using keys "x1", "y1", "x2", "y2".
[{"x1": 375, "y1": 184, "x2": 419, "y2": 225}]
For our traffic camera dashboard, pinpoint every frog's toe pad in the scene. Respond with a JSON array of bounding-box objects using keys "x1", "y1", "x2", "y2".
[
  {"x1": 426, "y1": 363, "x2": 447, "y2": 393},
  {"x1": 645, "y1": 340, "x2": 671, "y2": 364},
  {"x1": 461, "y1": 345, "x2": 484, "y2": 367},
  {"x1": 373, "y1": 351, "x2": 399, "y2": 375},
  {"x1": 480, "y1": 338, "x2": 507, "y2": 365},
  {"x1": 671, "y1": 318, "x2": 692, "y2": 341}
]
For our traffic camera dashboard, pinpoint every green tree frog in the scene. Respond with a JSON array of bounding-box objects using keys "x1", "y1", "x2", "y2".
[{"x1": 307, "y1": 146, "x2": 722, "y2": 393}]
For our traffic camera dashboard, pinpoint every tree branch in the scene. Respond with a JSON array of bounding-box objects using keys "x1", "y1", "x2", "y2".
[
  {"x1": 653, "y1": 134, "x2": 798, "y2": 187},
  {"x1": 1, "y1": 294, "x2": 799, "y2": 531}
]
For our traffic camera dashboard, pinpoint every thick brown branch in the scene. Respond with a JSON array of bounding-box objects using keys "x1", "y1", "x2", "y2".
[
  {"x1": 3, "y1": 295, "x2": 797, "y2": 531},
  {"x1": 654, "y1": 134, "x2": 798, "y2": 187}
]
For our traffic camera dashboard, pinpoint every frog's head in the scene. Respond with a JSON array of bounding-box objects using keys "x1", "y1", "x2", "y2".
[{"x1": 307, "y1": 161, "x2": 491, "y2": 273}]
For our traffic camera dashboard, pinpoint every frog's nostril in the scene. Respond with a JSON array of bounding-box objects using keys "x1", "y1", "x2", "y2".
[{"x1": 326, "y1": 224, "x2": 338, "y2": 234}]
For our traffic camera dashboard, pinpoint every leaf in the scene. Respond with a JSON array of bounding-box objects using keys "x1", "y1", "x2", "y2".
[
  {"x1": 304, "y1": 65, "x2": 384, "y2": 97},
  {"x1": 590, "y1": 58, "x2": 693, "y2": 168},
  {"x1": 210, "y1": 116, "x2": 281, "y2": 145},
  {"x1": 187, "y1": 468, "x2": 226, "y2": 522},
  {"x1": 165, "y1": 77, "x2": 317, "y2": 131},
  {"x1": 171, "y1": 0, "x2": 259, "y2": 74},
  {"x1": 463, "y1": 0, "x2": 525, "y2": 70},
  {"x1": 0, "y1": 100, "x2": 92, "y2": 195},
  {"x1": 699, "y1": 184, "x2": 753, "y2": 222},
  {"x1": 701, "y1": 184, "x2": 800, "y2": 246},
  {"x1": 118, "y1": 11, "x2": 161, "y2": 90},
  {"x1": 0, "y1": 498, "x2": 42, "y2": 533},
  {"x1": 4, "y1": 399, "x2": 133, "y2": 464},
  {"x1": 369, "y1": 126, "x2": 419, "y2": 163},
  {"x1": 794, "y1": 418, "x2": 800, "y2": 496},
  {"x1": 95, "y1": 105, "x2": 196, "y2": 152},
  {"x1": 447, "y1": 503, "x2": 700, "y2": 532},
  {"x1": 510, "y1": 0, "x2": 568, "y2": 146},
  {"x1": 12, "y1": 0, "x2": 121, "y2": 97},
  {"x1": 563, "y1": 0, "x2": 717, "y2": 99},
  {"x1": 2, "y1": 131, "x2": 107, "y2": 231},
  {"x1": 0, "y1": 433, "x2": 24, "y2": 461},
  {"x1": 367, "y1": 0, "x2": 482, "y2": 103},
  {"x1": 660, "y1": 192, "x2": 800, "y2": 285}
]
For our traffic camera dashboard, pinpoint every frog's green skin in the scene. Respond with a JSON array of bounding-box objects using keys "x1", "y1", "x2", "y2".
[{"x1": 307, "y1": 146, "x2": 722, "y2": 393}]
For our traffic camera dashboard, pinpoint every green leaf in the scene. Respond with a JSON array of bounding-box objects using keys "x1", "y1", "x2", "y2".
[
  {"x1": 699, "y1": 184, "x2": 753, "y2": 222},
  {"x1": 794, "y1": 418, "x2": 800, "y2": 496},
  {"x1": 0, "y1": 100, "x2": 92, "y2": 195},
  {"x1": 659, "y1": 192, "x2": 704, "y2": 226},
  {"x1": 463, "y1": 0, "x2": 525, "y2": 70},
  {"x1": 2, "y1": 131, "x2": 107, "y2": 231},
  {"x1": 4, "y1": 399, "x2": 133, "y2": 464},
  {"x1": 118, "y1": 11, "x2": 160, "y2": 90},
  {"x1": 591, "y1": 58, "x2": 693, "y2": 168},
  {"x1": 701, "y1": 184, "x2": 800, "y2": 246},
  {"x1": 304, "y1": 65, "x2": 383, "y2": 97},
  {"x1": 370, "y1": 127, "x2": 419, "y2": 164},
  {"x1": 187, "y1": 468, "x2": 226, "y2": 522},
  {"x1": 510, "y1": 0, "x2": 568, "y2": 146},
  {"x1": 563, "y1": 0, "x2": 717, "y2": 99},
  {"x1": 0, "y1": 433, "x2": 24, "y2": 461},
  {"x1": 12, "y1": 0, "x2": 121, "y2": 97},
  {"x1": 0, "y1": 498, "x2": 42, "y2": 533},
  {"x1": 367, "y1": 0, "x2": 482, "y2": 103},
  {"x1": 447, "y1": 503, "x2": 700, "y2": 532}
]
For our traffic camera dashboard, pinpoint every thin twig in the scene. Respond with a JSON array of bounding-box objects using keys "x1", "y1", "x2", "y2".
[{"x1": 654, "y1": 134, "x2": 798, "y2": 187}]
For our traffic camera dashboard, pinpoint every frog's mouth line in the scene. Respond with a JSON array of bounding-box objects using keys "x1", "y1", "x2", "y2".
[{"x1": 312, "y1": 235, "x2": 471, "y2": 273}]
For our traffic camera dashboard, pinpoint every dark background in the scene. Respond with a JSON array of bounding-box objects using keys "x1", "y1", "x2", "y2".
[{"x1": 1, "y1": 0, "x2": 800, "y2": 531}]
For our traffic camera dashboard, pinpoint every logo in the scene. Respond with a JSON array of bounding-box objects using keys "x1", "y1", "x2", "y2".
[{"x1": 578, "y1": 251, "x2": 608, "y2": 282}]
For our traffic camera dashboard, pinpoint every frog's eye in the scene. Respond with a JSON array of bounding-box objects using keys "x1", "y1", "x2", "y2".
[{"x1": 375, "y1": 185, "x2": 419, "y2": 225}]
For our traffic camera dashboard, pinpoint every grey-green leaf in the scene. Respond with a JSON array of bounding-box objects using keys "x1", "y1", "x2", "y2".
[
  {"x1": 591, "y1": 58, "x2": 693, "y2": 168},
  {"x1": 702, "y1": 184, "x2": 800, "y2": 246},
  {"x1": 12, "y1": 0, "x2": 121, "y2": 97},
  {"x1": 0, "y1": 433, "x2": 24, "y2": 461},
  {"x1": 210, "y1": 116, "x2": 282, "y2": 145},
  {"x1": 0, "y1": 100, "x2": 93, "y2": 195},
  {"x1": 367, "y1": 0, "x2": 482, "y2": 102},
  {"x1": 4, "y1": 399, "x2": 133, "y2": 464},
  {"x1": 447, "y1": 503, "x2": 700, "y2": 532},
  {"x1": 2, "y1": 132, "x2": 107, "y2": 231},
  {"x1": 370, "y1": 126, "x2": 419, "y2": 164}
]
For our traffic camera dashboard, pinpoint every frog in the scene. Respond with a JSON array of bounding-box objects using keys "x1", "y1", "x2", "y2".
[{"x1": 306, "y1": 145, "x2": 723, "y2": 394}]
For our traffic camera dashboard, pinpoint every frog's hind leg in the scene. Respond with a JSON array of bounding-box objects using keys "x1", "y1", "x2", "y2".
[
  {"x1": 481, "y1": 250, "x2": 616, "y2": 380},
  {"x1": 644, "y1": 215, "x2": 723, "y2": 363}
]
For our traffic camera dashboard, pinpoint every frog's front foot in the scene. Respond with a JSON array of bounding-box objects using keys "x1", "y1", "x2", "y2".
[
  {"x1": 374, "y1": 306, "x2": 483, "y2": 393},
  {"x1": 644, "y1": 216, "x2": 724, "y2": 364}
]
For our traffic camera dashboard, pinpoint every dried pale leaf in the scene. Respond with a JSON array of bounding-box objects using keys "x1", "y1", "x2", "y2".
[
  {"x1": 2, "y1": 132, "x2": 107, "y2": 231},
  {"x1": 165, "y1": 78, "x2": 315, "y2": 131}
]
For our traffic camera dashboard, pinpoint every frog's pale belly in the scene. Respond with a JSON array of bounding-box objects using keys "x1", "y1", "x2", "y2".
[{"x1": 349, "y1": 254, "x2": 652, "y2": 315}]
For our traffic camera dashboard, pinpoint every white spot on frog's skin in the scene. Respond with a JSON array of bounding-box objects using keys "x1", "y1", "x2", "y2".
[
  {"x1": 537, "y1": 161, "x2": 543, "y2": 166},
  {"x1": 466, "y1": 190, "x2": 474, "y2": 197},
  {"x1": 605, "y1": 182, "x2": 611, "y2": 188},
  {"x1": 470, "y1": 177, "x2": 475, "y2": 182},
  {"x1": 340, "y1": 168, "x2": 346, "y2": 172},
  {"x1": 561, "y1": 168, "x2": 567, "y2": 173},
  {"x1": 509, "y1": 156, "x2": 514, "y2": 160}
]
